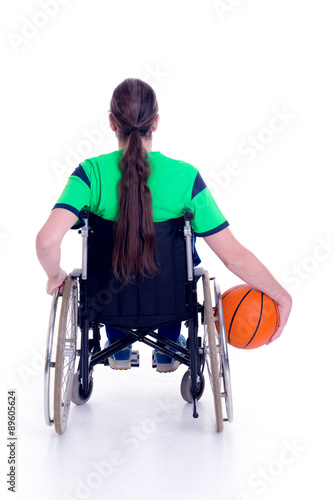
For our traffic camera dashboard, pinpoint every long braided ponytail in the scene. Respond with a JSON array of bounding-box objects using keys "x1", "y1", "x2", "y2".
[{"x1": 109, "y1": 78, "x2": 159, "y2": 282}]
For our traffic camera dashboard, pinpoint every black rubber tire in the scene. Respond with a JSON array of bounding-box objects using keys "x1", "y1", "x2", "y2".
[
  {"x1": 71, "y1": 371, "x2": 94, "y2": 405},
  {"x1": 180, "y1": 369, "x2": 205, "y2": 403}
]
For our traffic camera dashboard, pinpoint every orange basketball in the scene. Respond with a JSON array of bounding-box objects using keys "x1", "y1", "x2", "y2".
[{"x1": 216, "y1": 284, "x2": 280, "y2": 349}]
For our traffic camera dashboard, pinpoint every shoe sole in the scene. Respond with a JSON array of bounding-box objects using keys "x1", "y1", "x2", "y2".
[
  {"x1": 108, "y1": 358, "x2": 131, "y2": 370},
  {"x1": 156, "y1": 361, "x2": 181, "y2": 373}
]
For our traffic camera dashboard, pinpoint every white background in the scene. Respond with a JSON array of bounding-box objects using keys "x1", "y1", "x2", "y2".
[{"x1": 1, "y1": 0, "x2": 333, "y2": 499}]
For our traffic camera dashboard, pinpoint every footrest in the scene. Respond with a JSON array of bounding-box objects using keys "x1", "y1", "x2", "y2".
[{"x1": 131, "y1": 350, "x2": 140, "y2": 367}]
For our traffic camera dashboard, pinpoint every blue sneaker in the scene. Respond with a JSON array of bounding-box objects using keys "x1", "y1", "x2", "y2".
[
  {"x1": 104, "y1": 340, "x2": 132, "y2": 370},
  {"x1": 154, "y1": 334, "x2": 187, "y2": 373}
]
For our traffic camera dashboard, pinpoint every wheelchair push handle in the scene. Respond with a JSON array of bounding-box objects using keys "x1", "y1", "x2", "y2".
[
  {"x1": 79, "y1": 209, "x2": 89, "y2": 280},
  {"x1": 183, "y1": 209, "x2": 194, "y2": 281}
]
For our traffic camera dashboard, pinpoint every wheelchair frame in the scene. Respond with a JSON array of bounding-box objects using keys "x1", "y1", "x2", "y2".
[{"x1": 44, "y1": 211, "x2": 233, "y2": 434}]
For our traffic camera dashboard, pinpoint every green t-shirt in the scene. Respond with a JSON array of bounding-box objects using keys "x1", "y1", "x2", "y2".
[{"x1": 54, "y1": 150, "x2": 229, "y2": 236}]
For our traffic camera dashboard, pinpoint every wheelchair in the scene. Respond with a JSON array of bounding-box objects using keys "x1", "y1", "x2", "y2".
[{"x1": 44, "y1": 209, "x2": 233, "y2": 434}]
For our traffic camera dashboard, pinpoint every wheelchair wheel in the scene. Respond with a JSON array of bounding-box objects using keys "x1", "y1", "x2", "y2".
[
  {"x1": 53, "y1": 275, "x2": 78, "y2": 434},
  {"x1": 213, "y1": 278, "x2": 233, "y2": 423},
  {"x1": 44, "y1": 288, "x2": 60, "y2": 427},
  {"x1": 202, "y1": 271, "x2": 224, "y2": 432},
  {"x1": 180, "y1": 369, "x2": 205, "y2": 403},
  {"x1": 71, "y1": 371, "x2": 94, "y2": 405}
]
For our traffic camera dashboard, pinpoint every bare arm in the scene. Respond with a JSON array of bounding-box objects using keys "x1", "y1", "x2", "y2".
[
  {"x1": 204, "y1": 228, "x2": 292, "y2": 344},
  {"x1": 36, "y1": 208, "x2": 79, "y2": 295}
]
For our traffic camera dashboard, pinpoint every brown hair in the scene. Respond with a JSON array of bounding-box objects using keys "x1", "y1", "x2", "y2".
[{"x1": 109, "y1": 78, "x2": 159, "y2": 282}]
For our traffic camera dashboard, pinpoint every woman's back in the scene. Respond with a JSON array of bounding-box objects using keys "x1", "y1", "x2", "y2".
[{"x1": 54, "y1": 149, "x2": 229, "y2": 237}]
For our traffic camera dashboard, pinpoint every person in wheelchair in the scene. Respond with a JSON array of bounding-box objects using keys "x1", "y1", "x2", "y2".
[{"x1": 36, "y1": 78, "x2": 292, "y2": 374}]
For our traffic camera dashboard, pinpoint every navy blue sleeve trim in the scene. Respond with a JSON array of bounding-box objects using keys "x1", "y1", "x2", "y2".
[
  {"x1": 191, "y1": 172, "x2": 207, "y2": 200},
  {"x1": 71, "y1": 164, "x2": 91, "y2": 188},
  {"x1": 53, "y1": 203, "x2": 80, "y2": 218},
  {"x1": 52, "y1": 203, "x2": 86, "y2": 229},
  {"x1": 194, "y1": 220, "x2": 229, "y2": 237}
]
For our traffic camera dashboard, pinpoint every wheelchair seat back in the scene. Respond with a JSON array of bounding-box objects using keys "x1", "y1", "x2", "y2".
[{"x1": 83, "y1": 214, "x2": 194, "y2": 328}]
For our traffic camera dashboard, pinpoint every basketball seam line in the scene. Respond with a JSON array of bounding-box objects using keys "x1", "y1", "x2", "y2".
[
  {"x1": 222, "y1": 284, "x2": 247, "y2": 300},
  {"x1": 228, "y1": 288, "x2": 254, "y2": 344},
  {"x1": 242, "y1": 292, "x2": 264, "y2": 349},
  {"x1": 273, "y1": 301, "x2": 279, "y2": 333}
]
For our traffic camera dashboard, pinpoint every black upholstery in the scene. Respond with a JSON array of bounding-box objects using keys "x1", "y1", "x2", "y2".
[{"x1": 83, "y1": 214, "x2": 193, "y2": 328}]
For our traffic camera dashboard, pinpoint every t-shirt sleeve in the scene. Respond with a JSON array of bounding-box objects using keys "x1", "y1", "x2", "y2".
[
  {"x1": 188, "y1": 171, "x2": 229, "y2": 236},
  {"x1": 53, "y1": 163, "x2": 91, "y2": 219}
]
